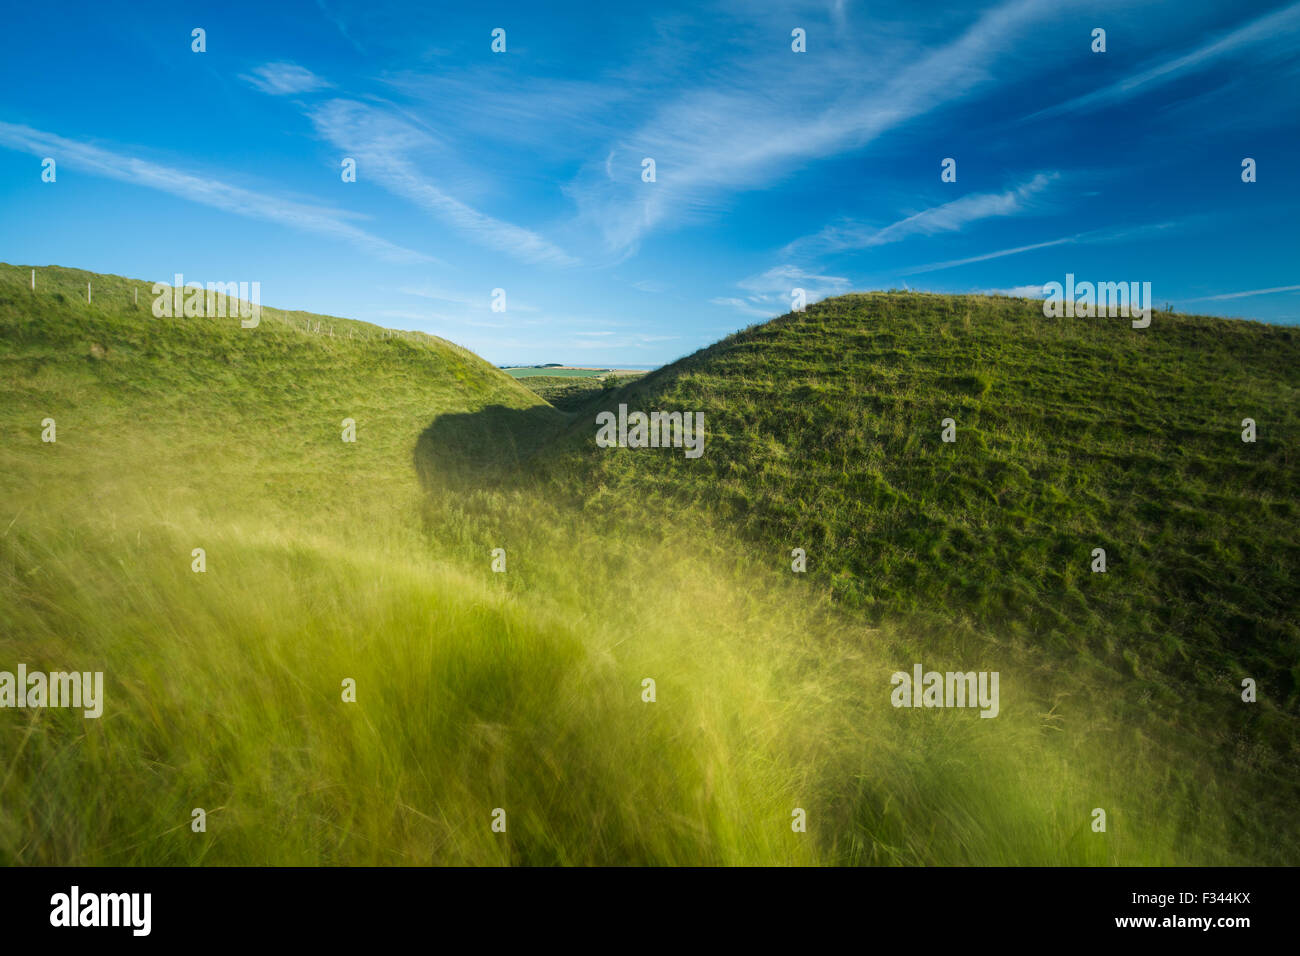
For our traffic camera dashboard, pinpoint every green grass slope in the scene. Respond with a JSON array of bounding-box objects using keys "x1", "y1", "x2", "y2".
[
  {"x1": 0, "y1": 264, "x2": 551, "y2": 518},
  {"x1": 527, "y1": 292, "x2": 1300, "y2": 833}
]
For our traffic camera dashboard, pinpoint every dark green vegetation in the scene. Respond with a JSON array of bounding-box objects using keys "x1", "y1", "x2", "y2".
[{"x1": 1, "y1": 264, "x2": 1295, "y2": 865}]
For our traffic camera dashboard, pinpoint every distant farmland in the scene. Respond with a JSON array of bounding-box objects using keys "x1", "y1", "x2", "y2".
[
  {"x1": 503, "y1": 366, "x2": 647, "y2": 378},
  {"x1": 517, "y1": 371, "x2": 647, "y2": 411}
]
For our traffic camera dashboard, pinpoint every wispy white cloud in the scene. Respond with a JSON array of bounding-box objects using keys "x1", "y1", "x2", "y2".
[
  {"x1": 709, "y1": 296, "x2": 776, "y2": 317},
  {"x1": 381, "y1": 68, "x2": 627, "y2": 157},
  {"x1": 1182, "y1": 284, "x2": 1300, "y2": 302},
  {"x1": 374, "y1": 308, "x2": 518, "y2": 330},
  {"x1": 563, "y1": 333, "x2": 678, "y2": 352},
  {"x1": 0, "y1": 120, "x2": 432, "y2": 263},
  {"x1": 568, "y1": 0, "x2": 1073, "y2": 254},
  {"x1": 1026, "y1": 2, "x2": 1300, "y2": 122},
  {"x1": 900, "y1": 219, "x2": 1188, "y2": 275},
  {"x1": 901, "y1": 237, "x2": 1076, "y2": 275},
  {"x1": 241, "y1": 62, "x2": 332, "y2": 96},
  {"x1": 397, "y1": 284, "x2": 542, "y2": 313},
  {"x1": 785, "y1": 172, "x2": 1058, "y2": 257},
  {"x1": 712, "y1": 264, "x2": 851, "y2": 316},
  {"x1": 308, "y1": 99, "x2": 576, "y2": 266},
  {"x1": 315, "y1": 0, "x2": 367, "y2": 55},
  {"x1": 397, "y1": 285, "x2": 478, "y2": 307},
  {"x1": 737, "y1": 264, "x2": 851, "y2": 301},
  {"x1": 831, "y1": 0, "x2": 848, "y2": 34}
]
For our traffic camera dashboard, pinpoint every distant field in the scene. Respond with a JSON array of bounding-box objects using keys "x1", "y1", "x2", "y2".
[
  {"x1": 520, "y1": 372, "x2": 646, "y2": 412},
  {"x1": 504, "y1": 367, "x2": 646, "y2": 378}
]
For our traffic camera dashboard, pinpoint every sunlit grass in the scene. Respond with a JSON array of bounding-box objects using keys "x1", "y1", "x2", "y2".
[{"x1": 0, "y1": 264, "x2": 1293, "y2": 865}]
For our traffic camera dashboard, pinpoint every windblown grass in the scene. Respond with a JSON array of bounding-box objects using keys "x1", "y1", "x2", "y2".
[{"x1": 0, "y1": 265, "x2": 1293, "y2": 864}]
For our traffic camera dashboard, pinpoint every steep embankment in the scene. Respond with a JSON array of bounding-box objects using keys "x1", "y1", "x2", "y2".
[
  {"x1": 533, "y1": 291, "x2": 1299, "y2": 794},
  {"x1": 0, "y1": 263, "x2": 557, "y2": 521},
  {"x1": 0, "y1": 264, "x2": 593, "y2": 865}
]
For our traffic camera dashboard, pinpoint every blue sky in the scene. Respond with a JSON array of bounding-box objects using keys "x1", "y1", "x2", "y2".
[{"x1": 1, "y1": 0, "x2": 1297, "y2": 366}]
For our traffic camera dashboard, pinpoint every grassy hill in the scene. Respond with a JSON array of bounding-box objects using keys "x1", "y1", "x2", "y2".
[
  {"x1": 515, "y1": 292, "x2": 1300, "y2": 846},
  {"x1": 545, "y1": 293, "x2": 1299, "y2": 691},
  {"x1": 0, "y1": 264, "x2": 552, "y2": 516},
  {"x1": 2, "y1": 265, "x2": 1296, "y2": 865},
  {"x1": 438, "y1": 291, "x2": 1300, "y2": 861}
]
